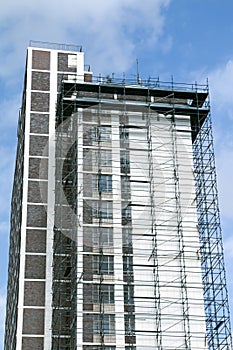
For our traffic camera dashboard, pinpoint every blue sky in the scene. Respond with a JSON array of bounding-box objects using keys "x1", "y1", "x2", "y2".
[{"x1": 1, "y1": 0, "x2": 233, "y2": 347}]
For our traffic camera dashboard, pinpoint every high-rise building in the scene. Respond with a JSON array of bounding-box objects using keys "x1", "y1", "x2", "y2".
[{"x1": 4, "y1": 41, "x2": 232, "y2": 350}]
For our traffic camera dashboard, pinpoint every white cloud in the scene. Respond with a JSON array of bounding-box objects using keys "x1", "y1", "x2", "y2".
[
  {"x1": 0, "y1": 0, "x2": 170, "y2": 79},
  {"x1": 208, "y1": 60, "x2": 233, "y2": 115},
  {"x1": 189, "y1": 59, "x2": 233, "y2": 120}
]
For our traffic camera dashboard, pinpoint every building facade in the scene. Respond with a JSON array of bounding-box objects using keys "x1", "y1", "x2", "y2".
[{"x1": 4, "y1": 42, "x2": 232, "y2": 349}]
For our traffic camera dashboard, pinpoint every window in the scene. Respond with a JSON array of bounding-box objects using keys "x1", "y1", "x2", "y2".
[
  {"x1": 93, "y1": 175, "x2": 112, "y2": 193},
  {"x1": 123, "y1": 256, "x2": 133, "y2": 275},
  {"x1": 68, "y1": 54, "x2": 77, "y2": 68},
  {"x1": 121, "y1": 176, "x2": 130, "y2": 193},
  {"x1": 93, "y1": 314, "x2": 115, "y2": 335},
  {"x1": 100, "y1": 150, "x2": 112, "y2": 167},
  {"x1": 120, "y1": 151, "x2": 130, "y2": 173},
  {"x1": 93, "y1": 227, "x2": 113, "y2": 246},
  {"x1": 120, "y1": 126, "x2": 129, "y2": 147},
  {"x1": 124, "y1": 285, "x2": 134, "y2": 305},
  {"x1": 122, "y1": 227, "x2": 132, "y2": 248},
  {"x1": 93, "y1": 150, "x2": 112, "y2": 167},
  {"x1": 93, "y1": 255, "x2": 114, "y2": 275},
  {"x1": 92, "y1": 201, "x2": 113, "y2": 219},
  {"x1": 103, "y1": 314, "x2": 115, "y2": 335},
  {"x1": 122, "y1": 202, "x2": 131, "y2": 225},
  {"x1": 92, "y1": 126, "x2": 111, "y2": 142},
  {"x1": 120, "y1": 126, "x2": 129, "y2": 140},
  {"x1": 93, "y1": 284, "x2": 114, "y2": 304},
  {"x1": 125, "y1": 314, "x2": 135, "y2": 335},
  {"x1": 100, "y1": 201, "x2": 113, "y2": 219}
]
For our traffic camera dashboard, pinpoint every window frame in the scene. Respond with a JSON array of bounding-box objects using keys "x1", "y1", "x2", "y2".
[
  {"x1": 123, "y1": 255, "x2": 133, "y2": 274},
  {"x1": 93, "y1": 255, "x2": 114, "y2": 275},
  {"x1": 93, "y1": 149, "x2": 112, "y2": 167},
  {"x1": 92, "y1": 201, "x2": 113, "y2": 219},
  {"x1": 93, "y1": 284, "x2": 115, "y2": 304},
  {"x1": 93, "y1": 314, "x2": 115, "y2": 335},
  {"x1": 92, "y1": 125, "x2": 111, "y2": 142},
  {"x1": 93, "y1": 174, "x2": 112, "y2": 193},
  {"x1": 121, "y1": 175, "x2": 130, "y2": 193},
  {"x1": 120, "y1": 150, "x2": 130, "y2": 173},
  {"x1": 93, "y1": 227, "x2": 113, "y2": 247},
  {"x1": 124, "y1": 284, "x2": 134, "y2": 305},
  {"x1": 124, "y1": 314, "x2": 135, "y2": 335}
]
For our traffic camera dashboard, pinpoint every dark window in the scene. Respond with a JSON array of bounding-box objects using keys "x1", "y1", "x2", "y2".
[
  {"x1": 93, "y1": 201, "x2": 113, "y2": 219},
  {"x1": 32, "y1": 50, "x2": 50, "y2": 70},
  {"x1": 31, "y1": 71, "x2": 50, "y2": 91},
  {"x1": 120, "y1": 126, "x2": 129, "y2": 148},
  {"x1": 124, "y1": 285, "x2": 134, "y2": 305},
  {"x1": 120, "y1": 151, "x2": 130, "y2": 173},
  {"x1": 93, "y1": 227, "x2": 113, "y2": 247},
  {"x1": 93, "y1": 284, "x2": 114, "y2": 304},
  {"x1": 123, "y1": 256, "x2": 133, "y2": 275},
  {"x1": 125, "y1": 314, "x2": 135, "y2": 335},
  {"x1": 93, "y1": 149, "x2": 112, "y2": 167},
  {"x1": 121, "y1": 176, "x2": 130, "y2": 193},
  {"x1": 23, "y1": 309, "x2": 44, "y2": 334},
  {"x1": 93, "y1": 314, "x2": 115, "y2": 335},
  {"x1": 30, "y1": 113, "x2": 49, "y2": 134},
  {"x1": 93, "y1": 255, "x2": 114, "y2": 275},
  {"x1": 122, "y1": 202, "x2": 131, "y2": 225},
  {"x1": 122, "y1": 228, "x2": 133, "y2": 249},
  {"x1": 92, "y1": 126, "x2": 111, "y2": 142},
  {"x1": 93, "y1": 174, "x2": 112, "y2": 193}
]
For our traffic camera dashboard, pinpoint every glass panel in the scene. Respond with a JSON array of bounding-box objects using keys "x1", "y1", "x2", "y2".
[
  {"x1": 93, "y1": 314, "x2": 115, "y2": 335},
  {"x1": 93, "y1": 255, "x2": 114, "y2": 275},
  {"x1": 93, "y1": 284, "x2": 114, "y2": 304},
  {"x1": 93, "y1": 175, "x2": 112, "y2": 192},
  {"x1": 124, "y1": 285, "x2": 134, "y2": 305},
  {"x1": 93, "y1": 227, "x2": 113, "y2": 246},
  {"x1": 92, "y1": 126, "x2": 111, "y2": 142}
]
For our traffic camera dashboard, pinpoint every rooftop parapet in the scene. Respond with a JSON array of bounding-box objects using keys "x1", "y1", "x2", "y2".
[{"x1": 29, "y1": 40, "x2": 82, "y2": 52}]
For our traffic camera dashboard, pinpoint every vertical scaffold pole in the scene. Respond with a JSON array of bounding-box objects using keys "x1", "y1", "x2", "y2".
[{"x1": 147, "y1": 101, "x2": 163, "y2": 349}]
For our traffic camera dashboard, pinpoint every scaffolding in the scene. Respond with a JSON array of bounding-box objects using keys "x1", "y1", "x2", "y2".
[
  {"x1": 52, "y1": 76, "x2": 232, "y2": 349},
  {"x1": 193, "y1": 112, "x2": 232, "y2": 349},
  {"x1": 146, "y1": 103, "x2": 162, "y2": 348}
]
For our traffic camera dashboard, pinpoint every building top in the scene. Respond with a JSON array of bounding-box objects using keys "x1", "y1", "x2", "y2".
[{"x1": 29, "y1": 40, "x2": 82, "y2": 53}]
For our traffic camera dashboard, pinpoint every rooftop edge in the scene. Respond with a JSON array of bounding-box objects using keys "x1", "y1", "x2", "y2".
[{"x1": 29, "y1": 40, "x2": 82, "y2": 52}]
